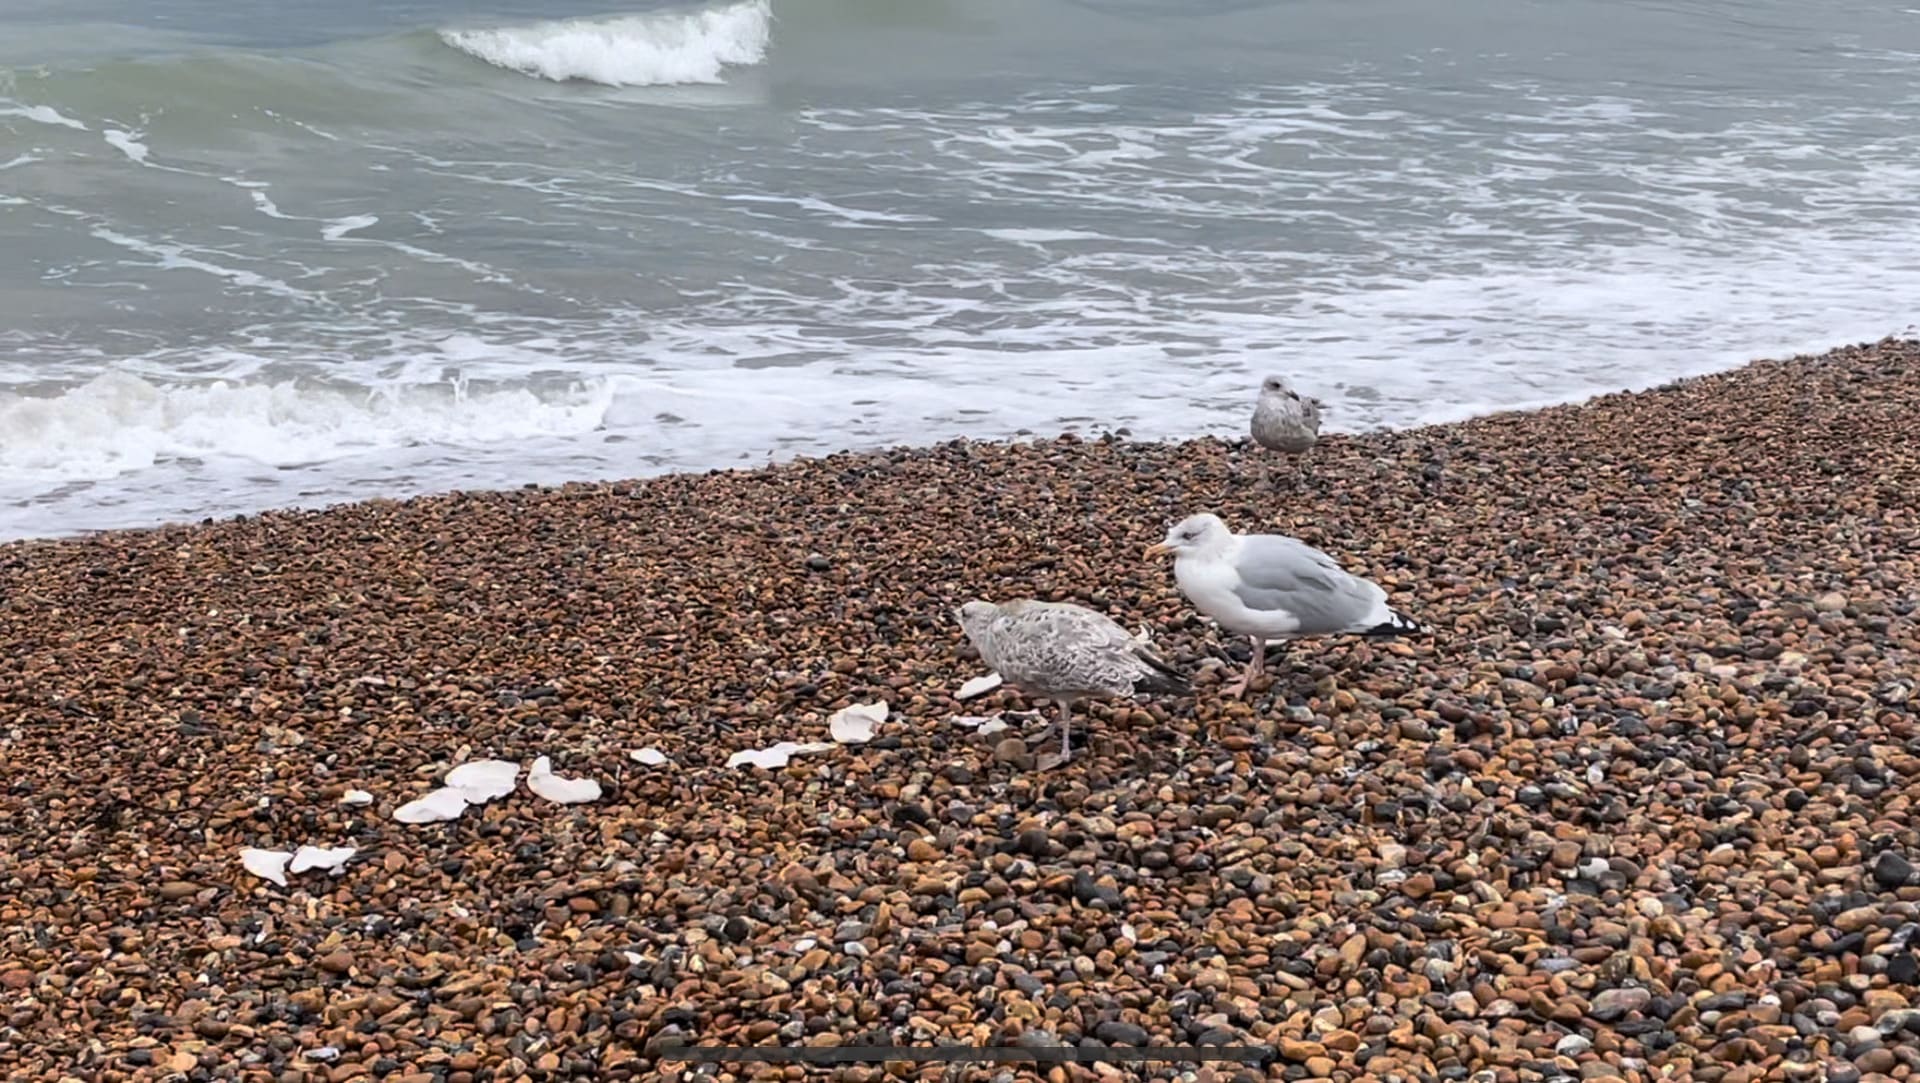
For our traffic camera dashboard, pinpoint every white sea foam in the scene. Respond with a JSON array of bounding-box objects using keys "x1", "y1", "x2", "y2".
[
  {"x1": 103, "y1": 129, "x2": 150, "y2": 163},
  {"x1": 979, "y1": 228, "x2": 1113, "y2": 244},
  {"x1": 88, "y1": 228, "x2": 312, "y2": 299},
  {"x1": 322, "y1": 214, "x2": 379, "y2": 240},
  {"x1": 0, "y1": 370, "x2": 613, "y2": 484},
  {"x1": 439, "y1": 1, "x2": 771, "y2": 87},
  {"x1": 0, "y1": 102, "x2": 88, "y2": 130}
]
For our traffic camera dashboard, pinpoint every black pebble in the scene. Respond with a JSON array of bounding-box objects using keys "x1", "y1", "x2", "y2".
[{"x1": 1872, "y1": 850, "x2": 1914, "y2": 890}]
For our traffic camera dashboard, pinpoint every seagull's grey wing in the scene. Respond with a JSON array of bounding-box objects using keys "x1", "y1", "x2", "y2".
[
  {"x1": 1049, "y1": 604, "x2": 1189, "y2": 692},
  {"x1": 1058, "y1": 605, "x2": 1186, "y2": 683},
  {"x1": 1229, "y1": 535, "x2": 1387, "y2": 634},
  {"x1": 1046, "y1": 602, "x2": 1139, "y2": 648},
  {"x1": 997, "y1": 603, "x2": 1179, "y2": 698},
  {"x1": 992, "y1": 605, "x2": 1123, "y2": 696}
]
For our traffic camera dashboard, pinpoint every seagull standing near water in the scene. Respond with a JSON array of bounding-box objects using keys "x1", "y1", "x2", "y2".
[
  {"x1": 954, "y1": 599, "x2": 1189, "y2": 768},
  {"x1": 1250, "y1": 376, "x2": 1324, "y2": 483},
  {"x1": 1145, "y1": 513, "x2": 1425, "y2": 698}
]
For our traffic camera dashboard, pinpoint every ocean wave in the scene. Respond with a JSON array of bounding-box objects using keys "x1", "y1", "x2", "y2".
[
  {"x1": 0, "y1": 371, "x2": 614, "y2": 484},
  {"x1": 437, "y1": 1, "x2": 771, "y2": 87}
]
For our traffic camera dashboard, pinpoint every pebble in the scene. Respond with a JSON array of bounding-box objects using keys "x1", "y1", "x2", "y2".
[
  {"x1": 1093, "y1": 1021, "x2": 1150, "y2": 1046},
  {"x1": 1873, "y1": 850, "x2": 1915, "y2": 890},
  {"x1": 4, "y1": 340, "x2": 1920, "y2": 1079},
  {"x1": 1591, "y1": 988, "x2": 1652, "y2": 1021}
]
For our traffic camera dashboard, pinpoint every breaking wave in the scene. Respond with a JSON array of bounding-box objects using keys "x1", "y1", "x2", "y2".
[
  {"x1": 0, "y1": 371, "x2": 615, "y2": 484},
  {"x1": 437, "y1": 1, "x2": 771, "y2": 87}
]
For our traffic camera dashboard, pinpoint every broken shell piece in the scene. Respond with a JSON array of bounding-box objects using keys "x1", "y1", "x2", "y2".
[
  {"x1": 339, "y1": 790, "x2": 373, "y2": 807},
  {"x1": 240, "y1": 848, "x2": 292, "y2": 887},
  {"x1": 629, "y1": 748, "x2": 668, "y2": 767},
  {"x1": 393, "y1": 787, "x2": 470, "y2": 824},
  {"x1": 829, "y1": 702, "x2": 888, "y2": 744},
  {"x1": 526, "y1": 756, "x2": 602, "y2": 804},
  {"x1": 289, "y1": 845, "x2": 357, "y2": 875},
  {"x1": 956, "y1": 673, "x2": 1003, "y2": 700},
  {"x1": 726, "y1": 741, "x2": 835, "y2": 770},
  {"x1": 445, "y1": 759, "x2": 520, "y2": 803},
  {"x1": 949, "y1": 715, "x2": 1009, "y2": 737}
]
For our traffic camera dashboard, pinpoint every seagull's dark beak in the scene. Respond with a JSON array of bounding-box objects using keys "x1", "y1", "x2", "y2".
[{"x1": 1144, "y1": 542, "x2": 1175, "y2": 559}]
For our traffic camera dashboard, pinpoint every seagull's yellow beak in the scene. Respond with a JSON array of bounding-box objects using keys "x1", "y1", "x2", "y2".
[{"x1": 1143, "y1": 542, "x2": 1175, "y2": 559}]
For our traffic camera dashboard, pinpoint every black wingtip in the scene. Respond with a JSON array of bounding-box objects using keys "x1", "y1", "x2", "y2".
[
  {"x1": 1138, "y1": 670, "x2": 1192, "y2": 696},
  {"x1": 1362, "y1": 609, "x2": 1429, "y2": 637}
]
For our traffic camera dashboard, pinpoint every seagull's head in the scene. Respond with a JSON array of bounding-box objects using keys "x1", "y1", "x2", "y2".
[
  {"x1": 954, "y1": 600, "x2": 1000, "y2": 635},
  {"x1": 1258, "y1": 375, "x2": 1297, "y2": 400},
  {"x1": 1145, "y1": 513, "x2": 1231, "y2": 560}
]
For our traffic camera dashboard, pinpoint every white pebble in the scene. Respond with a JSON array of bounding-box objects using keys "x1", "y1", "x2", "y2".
[
  {"x1": 828, "y1": 702, "x2": 888, "y2": 744},
  {"x1": 289, "y1": 846, "x2": 357, "y2": 875},
  {"x1": 956, "y1": 673, "x2": 1003, "y2": 700},
  {"x1": 393, "y1": 787, "x2": 469, "y2": 824},
  {"x1": 727, "y1": 741, "x2": 833, "y2": 770},
  {"x1": 240, "y1": 848, "x2": 292, "y2": 887},
  {"x1": 527, "y1": 755, "x2": 602, "y2": 804},
  {"x1": 446, "y1": 759, "x2": 519, "y2": 803}
]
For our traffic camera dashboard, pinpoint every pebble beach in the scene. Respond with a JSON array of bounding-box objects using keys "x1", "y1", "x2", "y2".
[{"x1": 4, "y1": 338, "x2": 1920, "y2": 1082}]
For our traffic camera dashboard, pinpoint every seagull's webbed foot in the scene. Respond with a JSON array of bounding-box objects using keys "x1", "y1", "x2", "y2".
[
  {"x1": 1221, "y1": 638, "x2": 1267, "y2": 699},
  {"x1": 1032, "y1": 702, "x2": 1075, "y2": 769}
]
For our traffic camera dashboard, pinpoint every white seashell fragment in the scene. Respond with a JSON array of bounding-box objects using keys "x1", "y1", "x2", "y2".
[
  {"x1": 956, "y1": 673, "x2": 1003, "y2": 700},
  {"x1": 289, "y1": 845, "x2": 357, "y2": 875},
  {"x1": 977, "y1": 718, "x2": 1009, "y2": 737},
  {"x1": 829, "y1": 702, "x2": 888, "y2": 744},
  {"x1": 445, "y1": 759, "x2": 520, "y2": 802},
  {"x1": 726, "y1": 741, "x2": 835, "y2": 770},
  {"x1": 393, "y1": 787, "x2": 470, "y2": 824},
  {"x1": 339, "y1": 790, "x2": 373, "y2": 807},
  {"x1": 629, "y1": 748, "x2": 668, "y2": 766},
  {"x1": 240, "y1": 848, "x2": 292, "y2": 887},
  {"x1": 526, "y1": 756, "x2": 602, "y2": 804}
]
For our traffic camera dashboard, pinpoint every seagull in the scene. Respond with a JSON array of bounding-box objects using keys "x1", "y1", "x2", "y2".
[
  {"x1": 1250, "y1": 376, "x2": 1325, "y2": 483},
  {"x1": 954, "y1": 599, "x2": 1189, "y2": 768},
  {"x1": 1145, "y1": 513, "x2": 1425, "y2": 698}
]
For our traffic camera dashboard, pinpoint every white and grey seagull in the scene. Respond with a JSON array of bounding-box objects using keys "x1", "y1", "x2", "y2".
[
  {"x1": 954, "y1": 599, "x2": 1189, "y2": 768},
  {"x1": 1250, "y1": 375, "x2": 1325, "y2": 484},
  {"x1": 1146, "y1": 513, "x2": 1425, "y2": 698}
]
